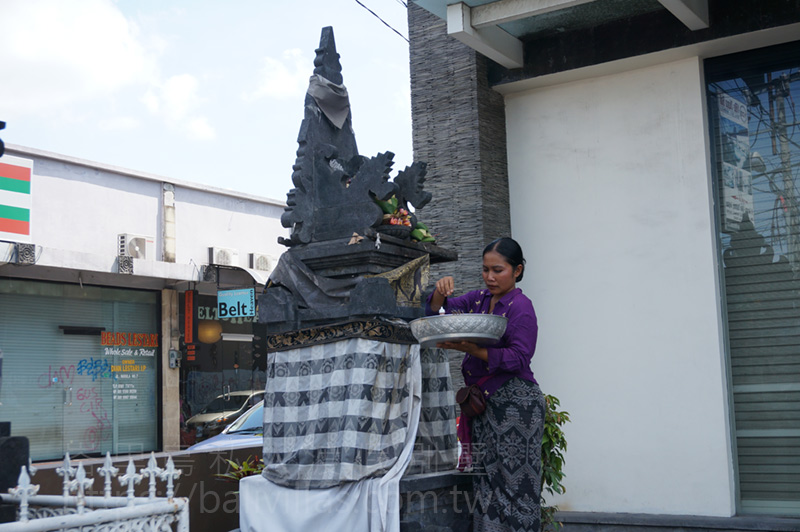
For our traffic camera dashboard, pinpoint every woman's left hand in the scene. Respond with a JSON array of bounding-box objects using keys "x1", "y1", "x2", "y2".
[{"x1": 436, "y1": 341, "x2": 488, "y2": 361}]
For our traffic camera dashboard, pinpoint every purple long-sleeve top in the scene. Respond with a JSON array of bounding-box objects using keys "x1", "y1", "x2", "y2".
[{"x1": 426, "y1": 287, "x2": 538, "y2": 397}]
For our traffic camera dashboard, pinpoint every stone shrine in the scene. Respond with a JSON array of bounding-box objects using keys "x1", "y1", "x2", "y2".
[
  {"x1": 242, "y1": 27, "x2": 465, "y2": 532},
  {"x1": 258, "y1": 26, "x2": 456, "y2": 335}
]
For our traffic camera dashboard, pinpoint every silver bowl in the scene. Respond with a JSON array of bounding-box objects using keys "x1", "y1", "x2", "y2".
[{"x1": 409, "y1": 314, "x2": 508, "y2": 348}]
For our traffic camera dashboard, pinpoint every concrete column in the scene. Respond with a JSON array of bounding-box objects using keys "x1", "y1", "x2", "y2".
[
  {"x1": 161, "y1": 288, "x2": 180, "y2": 451},
  {"x1": 162, "y1": 184, "x2": 176, "y2": 263}
]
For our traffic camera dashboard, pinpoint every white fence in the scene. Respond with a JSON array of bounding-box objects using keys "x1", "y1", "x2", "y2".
[{"x1": 0, "y1": 453, "x2": 189, "y2": 532}]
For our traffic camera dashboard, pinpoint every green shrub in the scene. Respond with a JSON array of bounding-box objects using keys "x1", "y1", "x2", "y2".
[{"x1": 541, "y1": 394, "x2": 570, "y2": 531}]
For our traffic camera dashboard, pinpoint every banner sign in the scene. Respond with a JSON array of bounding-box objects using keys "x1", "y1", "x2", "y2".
[
  {"x1": 218, "y1": 288, "x2": 255, "y2": 318},
  {"x1": 718, "y1": 92, "x2": 754, "y2": 233}
]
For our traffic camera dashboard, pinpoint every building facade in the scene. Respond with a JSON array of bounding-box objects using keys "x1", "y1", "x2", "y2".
[
  {"x1": 0, "y1": 144, "x2": 286, "y2": 460},
  {"x1": 410, "y1": 0, "x2": 800, "y2": 526}
]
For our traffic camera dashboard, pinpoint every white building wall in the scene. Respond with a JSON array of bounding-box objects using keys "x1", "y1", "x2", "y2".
[
  {"x1": 505, "y1": 57, "x2": 735, "y2": 516},
  {"x1": 6, "y1": 145, "x2": 287, "y2": 278},
  {"x1": 28, "y1": 157, "x2": 162, "y2": 257},
  {"x1": 176, "y1": 187, "x2": 285, "y2": 270}
]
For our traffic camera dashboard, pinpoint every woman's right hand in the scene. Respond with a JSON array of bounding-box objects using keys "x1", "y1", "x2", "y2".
[{"x1": 435, "y1": 276, "x2": 455, "y2": 298}]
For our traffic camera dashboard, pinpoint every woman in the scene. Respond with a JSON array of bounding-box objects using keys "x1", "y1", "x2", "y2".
[{"x1": 427, "y1": 237, "x2": 545, "y2": 532}]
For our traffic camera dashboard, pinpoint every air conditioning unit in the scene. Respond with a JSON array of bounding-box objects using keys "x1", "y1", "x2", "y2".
[
  {"x1": 118, "y1": 234, "x2": 154, "y2": 260},
  {"x1": 249, "y1": 253, "x2": 276, "y2": 272},
  {"x1": 209, "y1": 247, "x2": 239, "y2": 266}
]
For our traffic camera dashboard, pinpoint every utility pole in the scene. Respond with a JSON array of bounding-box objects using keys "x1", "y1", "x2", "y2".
[
  {"x1": 774, "y1": 74, "x2": 800, "y2": 276},
  {"x1": 769, "y1": 74, "x2": 800, "y2": 279},
  {"x1": 745, "y1": 71, "x2": 800, "y2": 275}
]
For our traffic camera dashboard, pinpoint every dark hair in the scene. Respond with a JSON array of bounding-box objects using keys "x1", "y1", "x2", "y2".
[{"x1": 483, "y1": 237, "x2": 526, "y2": 281}]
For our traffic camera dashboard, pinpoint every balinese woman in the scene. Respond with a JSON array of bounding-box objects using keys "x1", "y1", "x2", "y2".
[{"x1": 427, "y1": 237, "x2": 544, "y2": 532}]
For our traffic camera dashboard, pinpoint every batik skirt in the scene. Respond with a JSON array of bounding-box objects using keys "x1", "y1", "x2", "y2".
[{"x1": 471, "y1": 377, "x2": 546, "y2": 532}]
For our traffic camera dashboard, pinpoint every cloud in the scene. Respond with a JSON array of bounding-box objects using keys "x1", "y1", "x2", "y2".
[
  {"x1": 142, "y1": 90, "x2": 160, "y2": 115},
  {"x1": 160, "y1": 74, "x2": 203, "y2": 123},
  {"x1": 0, "y1": 0, "x2": 156, "y2": 114},
  {"x1": 186, "y1": 117, "x2": 215, "y2": 141},
  {"x1": 243, "y1": 49, "x2": 308, "y2": 102},
  {"x1": 143, "y1": 74, "x2": 216, "y2": 140},
  {"x1": 98, "y1": 116, "x2": 141, "y2": 131},
  {"x1": 0, "y1": 0, "x2": 214, "y2": 141}
]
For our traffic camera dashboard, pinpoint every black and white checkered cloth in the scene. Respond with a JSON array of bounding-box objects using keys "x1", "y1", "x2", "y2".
[
  {"x1": 407, "y1": 347, "x2": 458, "y2": 474},
  {"x1": 262, "y1": 338, "x2": 420, "y2": 489}
]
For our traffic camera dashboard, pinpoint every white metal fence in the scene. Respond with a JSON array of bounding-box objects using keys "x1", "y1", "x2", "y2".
[{"x1": 0, "y1": 452, "x2": 189, "y2": 532}]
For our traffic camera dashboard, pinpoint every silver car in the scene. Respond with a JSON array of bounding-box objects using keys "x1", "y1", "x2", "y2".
[
  {"x1": 187, "y1": 400, "x2": 264, "y2": 452},
  {"x1": 185, "y1": 390, "x2": 264, "y2": 441}
]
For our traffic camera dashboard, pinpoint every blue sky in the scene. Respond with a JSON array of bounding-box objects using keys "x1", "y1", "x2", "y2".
[{"x1": 0, "y1": 0, "x2": 412, "y2": 201}]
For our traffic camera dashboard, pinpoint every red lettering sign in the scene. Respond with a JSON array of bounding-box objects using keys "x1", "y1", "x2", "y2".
[
  {"x1": 185, "y1": 290, "x2": 197, "y2": 344},
  {"x1": 101, "y1": 331, "x2": 157, "y2": 347}
]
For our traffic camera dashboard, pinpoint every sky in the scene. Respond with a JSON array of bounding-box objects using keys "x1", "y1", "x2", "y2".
[{"x1": 0, "y1": 0, "x2": 413, "y2": 202}]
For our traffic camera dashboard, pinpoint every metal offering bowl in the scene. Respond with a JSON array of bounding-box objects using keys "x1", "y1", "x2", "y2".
[{"x1": 410, "y1": 313, "x2": 508, "y2": 348}]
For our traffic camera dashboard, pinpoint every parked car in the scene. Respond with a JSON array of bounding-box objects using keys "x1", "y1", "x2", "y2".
[
  {"x1": 187, "y1": 400, "x2": 264, "y2": 452},
  {"x1": 185, "y1": 390, "x2": 264, "y2": 441}
]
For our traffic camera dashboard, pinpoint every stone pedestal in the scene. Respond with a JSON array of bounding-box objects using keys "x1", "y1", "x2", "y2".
[
  {"x1": 260, "y1": 232, "x2": 456, "y2": 335},
  {"x1": 287, "y1": 230, "x2": 456, "y2": 279},
  {"x1": 262, "y1": 322, "x2": 459, "y2": 478},
  {"x1": 399, "y1": 471, "x2": 474, "y2": 532}
]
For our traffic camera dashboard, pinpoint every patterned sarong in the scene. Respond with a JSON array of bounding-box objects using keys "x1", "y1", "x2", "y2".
[{"x1": 472, "y1": 378, "x2": 545, "y2": 532}]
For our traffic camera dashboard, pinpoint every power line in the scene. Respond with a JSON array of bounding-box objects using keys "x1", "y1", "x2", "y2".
[{"x1": 354, "y1": 0, "x2": 409, "y2": 43}]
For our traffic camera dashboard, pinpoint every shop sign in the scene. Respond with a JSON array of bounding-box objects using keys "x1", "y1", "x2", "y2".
[
  {"x1": 97, "y1": 332, "x2": 154, "y2": 402},
  {"x1": 217, "y1": 288, "x2": 255, "y2": 318},
  {"x1": 184, "y1": 290, "x2": 198, "y2": 361},
  {"x1": 0, "y1": 154, "x2": 33, "y2": 242},
  {"x1": 101, "y1": 331, "x2": 158, "y2": 357},
  {"x1": 197, "y1": 305, "x2": 257, "y2": 322}
]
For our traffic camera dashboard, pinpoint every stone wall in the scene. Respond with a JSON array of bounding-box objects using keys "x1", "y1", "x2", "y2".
[
  {"x1": 408, "y1": 3, "x2": 511, "y2": 389},
  {"x1": 408, "y1": 3, "x2": 511, "y2": 293}
]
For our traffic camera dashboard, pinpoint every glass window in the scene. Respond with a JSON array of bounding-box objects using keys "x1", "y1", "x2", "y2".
[
  {"x1": 0, "y1": 280, "x2": 159, "y2": 461},
  {"x1": 707, "y1": 41, "x2": 800, "y2": 517},
  {"x1": 178, "y1": 291, "x2": 265, "y2": 447}
]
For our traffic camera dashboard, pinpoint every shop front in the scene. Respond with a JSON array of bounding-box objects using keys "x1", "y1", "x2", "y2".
[
  {"x1": 178, "y1": 288, "x2": 266, "y2": 447},
  {"x1": 0, "y1": 145, "x2": 286, "y2": 464},
  {"x1": 0, "y1": 279, "x2": 160, "y2": 462}
]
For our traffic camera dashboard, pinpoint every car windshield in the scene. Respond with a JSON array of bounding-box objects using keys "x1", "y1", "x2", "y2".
[
  {"x1": 199, "y1": 395, "x2": 250, "y2": 414},
  {"x1": 227, "y1": 402, "x2": 264, "y2": 434}
]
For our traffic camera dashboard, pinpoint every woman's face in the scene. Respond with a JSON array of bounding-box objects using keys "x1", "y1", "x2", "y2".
[{"x1": 482, "y1": 250, "x2": 522, "y2": 298}]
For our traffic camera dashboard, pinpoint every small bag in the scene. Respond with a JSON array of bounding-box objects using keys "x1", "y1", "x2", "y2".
[{"x1": 456, "y1": 384, "x2": 487, "y2": 418}]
